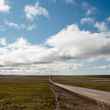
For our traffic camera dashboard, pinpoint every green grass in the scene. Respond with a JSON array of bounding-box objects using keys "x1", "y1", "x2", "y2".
[
  {"x1": 0, "y1": 76, "x2": 55, "y2": 110},
  {"x1": 53, "y1": 75, "x2": 110, "y2": 92}
]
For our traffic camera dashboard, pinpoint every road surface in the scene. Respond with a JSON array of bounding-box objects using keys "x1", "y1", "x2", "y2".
[{"x1": 51, "y1": 81, "x2": 110, "y2": 105}]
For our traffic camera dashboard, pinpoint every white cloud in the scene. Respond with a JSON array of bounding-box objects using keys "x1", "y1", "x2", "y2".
[
  {"x1": 26, "y1": 24, "x2": 35, "y2": 31},
  {"x1": 4, "y1": 21, "x2": 36, "y2": 31},
  {"x1": 86, "y1": 9, "x2": 95, "y2": 16},
  {"x1": 107, "y1": 16, "x2": 110, "y2": 22},
  {"x1": 0, "y1": 0, "x2": 10, "y2": 12},
  {"x1": 47, "y1": 24, "x2": 110, "y2": 60},
  {"x1": 5, "y1": 21, "x2": 19, "y2": 29},
  {"x1": 95, "y1": 22, "x2": 108, "y2": 32},
  {"x1": 0, "y1": 37, "x2": 57, "y2": 65},
  {"x1": 24, "y1": 2, "x2": 49, "y2": 21},
  {"x1": 0, "y1": 24, "x2": 110, "y2": 75},
  {"x1": 94, "y1": 64, "x2": 110, "y2": 69},
  {"x1": 0, "y1": 61, "x2": 82, "y2": 75},
  {"x1": 0, "y1": 38, "x2": 7, "y2": 46},
  {"x1": 0, "y1": 24, "x2": 110, "y2": 68},
  {"x1": 82, "y1": 2, "x2": 96, "y2": 16},
  {"x1": 80, "y1": 17, "x2": 94, "y2": 24}
]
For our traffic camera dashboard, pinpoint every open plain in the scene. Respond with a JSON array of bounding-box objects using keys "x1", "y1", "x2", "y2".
[{"x1": 0, "y1": 75, "x2": 109, "y2": 110}]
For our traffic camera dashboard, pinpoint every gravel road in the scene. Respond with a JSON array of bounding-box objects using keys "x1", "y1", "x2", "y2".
[{"x1": 52, "y1": 82, "x2": 110, "y2": 105}]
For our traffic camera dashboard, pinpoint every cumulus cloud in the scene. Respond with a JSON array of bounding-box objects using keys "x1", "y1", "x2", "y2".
[
  {"x1": 47, "y1": 24, "x2": 110, "y2": 60},
  {"x1": 0, "y1": 0, "x2": 10, "y2": 12},
  {"x1": 95, "y1": 22, "x2": 108, "y2": 32},
  {"x1": 0, "y1": 24, "x2": 110, "y2": 67},
  {"x1": 24, "y1": 2, "x2": 49, "y2": 21},
  {"x1": 0, "y1": 37, "x2": 58, "y2": 65},
  {"x1": 107, "y1": 16, "x2": 110, "y2": 22},
  {"x1": 0, "y1": 38, "x2": 7, "y2": 46}
]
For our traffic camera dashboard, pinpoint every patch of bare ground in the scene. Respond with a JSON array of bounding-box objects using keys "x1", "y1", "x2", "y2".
[{"x1": 50, "y1": 84, "x2": 110, "y2": 110}]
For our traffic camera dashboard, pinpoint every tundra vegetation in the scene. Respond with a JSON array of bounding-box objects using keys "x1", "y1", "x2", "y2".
[
  {"x1": 0, "y1": 75, "x2": 110, "y2": 110},
  {"x1": 0, "y1": 76, "x2": 55, "y2": 110}
]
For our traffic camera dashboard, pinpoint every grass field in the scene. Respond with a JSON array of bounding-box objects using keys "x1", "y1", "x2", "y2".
[
  {"x1": 52, "y1": 75, "x2": 110, "y2": 92},
  {"x1": 0, "y1": 76, "x2": 55, "y2": 110},
  {"x1": 0, "y1": 75, "x2": 109, "y2": 110}
]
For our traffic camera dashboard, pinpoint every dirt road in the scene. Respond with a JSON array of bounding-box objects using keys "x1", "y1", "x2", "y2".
[{"x1": 51, "y1": 82, "x2": 110, "y2": 105}]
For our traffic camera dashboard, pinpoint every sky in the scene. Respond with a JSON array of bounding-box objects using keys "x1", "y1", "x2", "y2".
[{"x1": 0, "y1": 0, "x2": 110, "y2": 75}]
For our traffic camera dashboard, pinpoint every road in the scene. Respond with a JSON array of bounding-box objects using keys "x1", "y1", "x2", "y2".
[{"x1": 51, "y1": 81, "x2": 110, "y2": 105}]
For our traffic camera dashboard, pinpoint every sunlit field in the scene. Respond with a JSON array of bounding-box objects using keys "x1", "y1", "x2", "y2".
[{"x1": 0, "y1": 76, "x2": 55, "y2": 110}]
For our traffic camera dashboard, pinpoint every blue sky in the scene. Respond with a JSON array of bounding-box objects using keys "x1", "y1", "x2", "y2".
[
  {"x1": 0, "y1": 0, "x2": 110, "y2": 44},
  {"x1": 0, "y1": 0, "x2": 110, "y2": 75}
]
